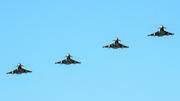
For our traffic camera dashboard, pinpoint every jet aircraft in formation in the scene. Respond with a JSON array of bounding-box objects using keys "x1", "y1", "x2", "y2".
[
  {"x1": 6, "y1": 63, "x2": 32, "y2": 74},
  {"x1": 55, "y1": 53, "x2": 81, "y2": 65},
  {"x1": 103, "y1": 38, "x2": 129, "y2": 49},
  {"x1": 148, "y1": 25, "x2": 174, "y2": 37},
  {"x1": 6, "y1": 25, "x2": 175, "y2": 74}
]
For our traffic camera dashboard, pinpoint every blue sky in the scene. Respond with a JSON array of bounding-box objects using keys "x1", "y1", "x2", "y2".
[{"x1": 0, "y1": 0, "x2": 180, "y2": 101}]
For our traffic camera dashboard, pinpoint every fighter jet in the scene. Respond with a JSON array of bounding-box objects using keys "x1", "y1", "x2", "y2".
[
  {"x1": 55, "y1": 54, "x2": 81, "y2": 65},
  {"x1": 6, "y1": 63, "x2": 32, "y2": 74},
  {"x1": 103, "y1": 38, "x2": 129, "y2": 49},
  {"x1": 148, "y1": 25, "x2": 174, "y2": 37}
]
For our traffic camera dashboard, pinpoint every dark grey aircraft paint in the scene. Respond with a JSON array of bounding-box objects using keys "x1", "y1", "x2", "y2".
[
  {"x1": 6, "y1": 63, "x2": 32, "y2": 74},
  {"x1": 148, "y1": 25, "x2": 174, "y2": 37},
  {"x1": 103, "y1": 38, "x2": 129, "y2": 49},
  {"x1": 55, "y1": 54, "x2": 81, "y2": 65}
]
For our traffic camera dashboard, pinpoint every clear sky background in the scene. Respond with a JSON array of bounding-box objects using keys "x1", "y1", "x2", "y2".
[{"x1": 0, "y1": 0, "x2": 180, "y2": 101}]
